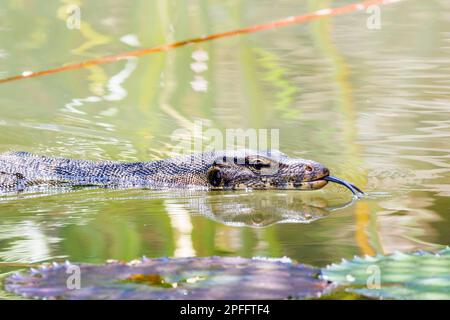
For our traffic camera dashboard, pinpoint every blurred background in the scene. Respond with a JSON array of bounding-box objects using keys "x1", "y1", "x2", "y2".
[{"x1": 0, "y1": 0, "x2": 449, "y2": 277}]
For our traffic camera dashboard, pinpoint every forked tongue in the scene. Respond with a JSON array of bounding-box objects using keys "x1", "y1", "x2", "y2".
[{"x1": 324, "y1": 176, "x2": 365, "y2": 197}]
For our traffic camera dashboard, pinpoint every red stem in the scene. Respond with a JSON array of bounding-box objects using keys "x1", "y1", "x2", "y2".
[{"x1": 0, "y1": 0, "x2": 401, "y2": 85}]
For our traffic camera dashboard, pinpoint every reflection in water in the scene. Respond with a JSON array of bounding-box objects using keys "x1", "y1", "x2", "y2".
[
  {"x1": 165, "y1": 201, "x2": 196, "y2": 257},
  {"x1": 65, "y1": 96, "x2": 102, "y2": 115},
  {"x1": 103, "y1": 58, "x2": 138, "y2": 101},
  {"x1": 354, "y1": 202, "x2": 376, "y2": 256},
  {"x1": 57, "y1": 56, "x2": 139, "y2": 159},
  {"x1": 120, "y1": 34, "x2": 141, "y2": 47},
  {"x1": 0, "y1": 189, "x2": 356, "y2": 228},
  {"x1": 0, "y1": 49, "x2": 7, "y2": 58},
  {"x1": 375, "y1": 194, "x2": 443, "y2": 254},
  {"x1": 0, "y1": 189, "x2": 358, "y2": 264},
  {"x1": 64, "y1": 58, "x2": 137, "y2": 114},
  {"x1": 0, "y1": 0, "x2": 449, "y2": 283},
  {"x1": 0, "y1": 188, "x2": 446, "y2": 267},
  {"x1": 186, "y1": 192, "x2": 354, "y2": 227},
  {"x1": 57, "y1": 2, "x2": 111, "y2": 57},
  {"x1": 0, "y1": 221, "x2": 59, "y2": 263},
  {"x1": 190, "y1": 49, "x2": 209, "y2": 93}
]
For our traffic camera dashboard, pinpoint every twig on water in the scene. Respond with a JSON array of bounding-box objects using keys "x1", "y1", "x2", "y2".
[{"x1": 0, "y1": 0, "x2": 404, "y2": 85}]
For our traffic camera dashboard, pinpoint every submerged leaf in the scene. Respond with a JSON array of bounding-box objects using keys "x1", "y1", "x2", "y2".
[
  {"x1": 322, "y1": 248, "x2": 450, "y2": 300},
  {"x1": 4, "y1": 256, "x2": 331, "y2": 300}
]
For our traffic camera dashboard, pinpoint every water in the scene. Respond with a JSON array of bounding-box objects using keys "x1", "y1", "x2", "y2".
[{"x1": 0, "y1": 0, "x2": 449, "y2": 287}]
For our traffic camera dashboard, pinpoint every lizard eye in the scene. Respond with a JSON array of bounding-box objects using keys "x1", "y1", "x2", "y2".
[
  {"x1": 246, "y1": 157, "x2": 271, "y2": 171},
  {"x1": 252, "y1": 160, "x2": 266, "y2": 170},
  {"x1": 252, "y1": 214, "x2": 264, "y2": 225},
  {"x1": 207, "y1": 167, "x2": 222, "y2": 187},
  {"x1": 305, "y1": 164, "x2": 313, "y2": 172}
]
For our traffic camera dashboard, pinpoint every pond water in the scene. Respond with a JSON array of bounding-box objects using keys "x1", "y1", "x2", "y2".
[{"x1": 0, "y1": 0, "x2": 449, "y2": 287}]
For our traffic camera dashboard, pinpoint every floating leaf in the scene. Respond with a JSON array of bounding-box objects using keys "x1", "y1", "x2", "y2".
[
  {"x1": 322, "y1": 248, "x2": 450, "y2": 300},
  {"x1": 4, "y1": 257, "x2": 331, "y2": 300}
]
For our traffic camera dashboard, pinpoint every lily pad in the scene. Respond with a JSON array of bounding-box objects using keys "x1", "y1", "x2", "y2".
[
  {"x1": 4, "y1": 256, "x2": 331, "y2": 300},
  {"x1": 322, "y1": 248, "x2": 450, "y2": 300}
]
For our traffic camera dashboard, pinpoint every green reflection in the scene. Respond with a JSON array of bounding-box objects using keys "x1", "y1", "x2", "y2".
[{"x1": 0, "y1": 0, "x2": 449, "y2": 296}]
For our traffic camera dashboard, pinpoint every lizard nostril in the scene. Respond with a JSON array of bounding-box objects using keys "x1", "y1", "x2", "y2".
[{"x1": 323, "y1": 168, "x2": 330, "y2": 176}]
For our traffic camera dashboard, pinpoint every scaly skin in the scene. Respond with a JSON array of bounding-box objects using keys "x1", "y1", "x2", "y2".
[{"x1": 0, "y1": 150, "x2": 330, "y2": 193}]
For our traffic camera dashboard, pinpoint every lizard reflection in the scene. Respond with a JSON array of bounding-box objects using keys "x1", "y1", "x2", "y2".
[{"x1": 184, "y1": 192, "x2": 355, "y2": 227}]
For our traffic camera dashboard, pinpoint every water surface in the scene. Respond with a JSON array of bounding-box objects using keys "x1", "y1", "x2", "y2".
[{"x1": 0, "y1": 0, "x2": 449, "y2": 282}]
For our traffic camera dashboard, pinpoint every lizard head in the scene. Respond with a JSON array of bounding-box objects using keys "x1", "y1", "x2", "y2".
[{"x1": 205, "y1": 150, "x2": 330, "y2": 190}]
